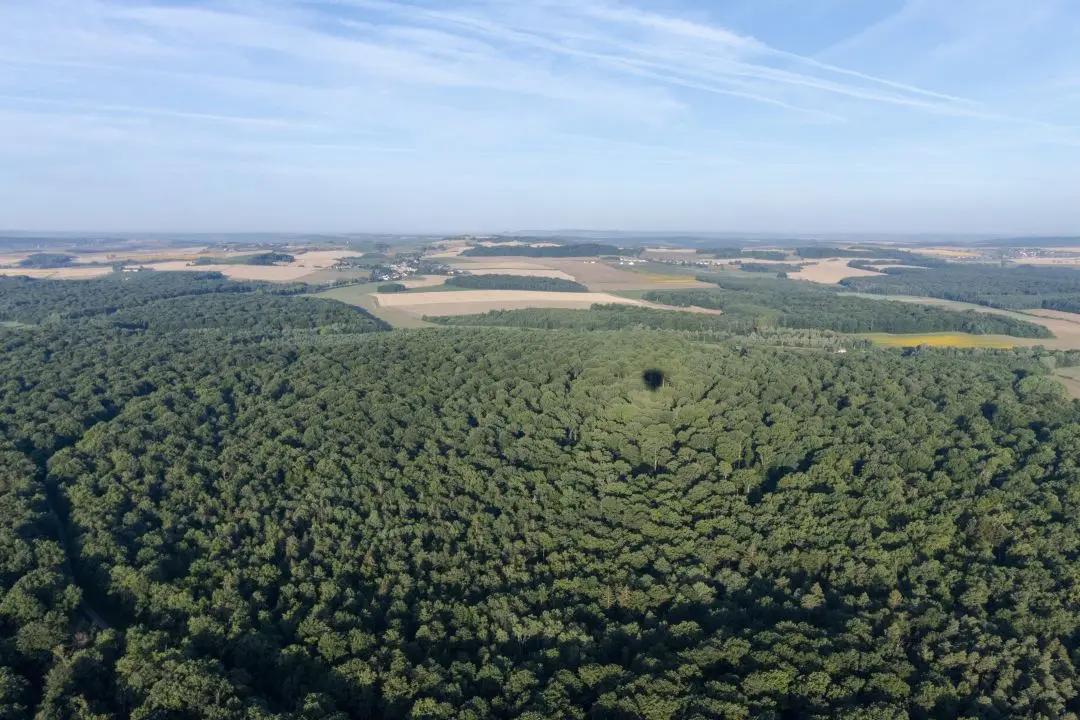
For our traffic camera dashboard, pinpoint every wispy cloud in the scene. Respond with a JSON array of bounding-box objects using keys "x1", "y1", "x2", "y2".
[{"x1": 1, "y1": 0, "x2": 1078, "y2": 232}]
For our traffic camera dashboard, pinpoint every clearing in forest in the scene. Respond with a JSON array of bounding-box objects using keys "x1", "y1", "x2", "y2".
[
  {"x1": 850, "y1": 293, "x2": 1080, "y2": 349},
  {"x1": 790, "y1": 259, "x2": 883, "y2": 284},
  {"x1": 543, "y1": 260, "x2": 707, "y2": 291},
  {"x1": 371, "y1": 290, "x2": 647, "y2": 316},
  {"x1": 862, "y1": 333, "x2": 1019, "y2": 348}
]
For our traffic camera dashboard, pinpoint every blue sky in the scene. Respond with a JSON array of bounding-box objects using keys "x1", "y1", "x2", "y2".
[{"x1": 2, "y1": 0, "x2": 1079, "y2": 234}]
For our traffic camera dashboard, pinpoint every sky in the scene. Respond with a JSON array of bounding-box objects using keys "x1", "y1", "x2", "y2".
[{"x1": 1, "y1": 0, "x2": 1079, "y2": 234}]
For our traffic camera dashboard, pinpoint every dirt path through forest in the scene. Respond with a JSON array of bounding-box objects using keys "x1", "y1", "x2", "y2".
[{"x1": 44, "y1": 487, "x2": 112, "y2": 630}]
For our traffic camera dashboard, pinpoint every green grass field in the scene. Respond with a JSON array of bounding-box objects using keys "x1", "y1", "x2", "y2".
[{"x1": 314, "y1": 285, "x2": 437, "y2": 328}]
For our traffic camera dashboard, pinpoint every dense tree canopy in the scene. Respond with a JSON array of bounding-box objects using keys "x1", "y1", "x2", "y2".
[
  {"x1": 646, "y1": 278, "x2": 1053, "y2": 337},
  {"x1": 445, "y1": 275, "x2": 589, "y2": 292},
  {"x1": 737, "y1": 263, "x2": 803, "y2": 274},
  {"x1": 4, "y1": 273, "x2": 1080, "y2": 718},
  {"x1": 105, "y1": 294, "x2": 389, "y2": 334},
  {"x1": 193, "y1": 253, "x2": 296, "y2": 266},
  {"x1": 840, "y1": 265, "x2": 1080, "y2": 312},
  {"x1": 17, "y1": 253, "x2": 75, "y2": 269},
  {"x1": 0, "y1": 272, "x2": 310, "y2": 325},
  {"x1": 428, "y1": 305, "x2": 862, "y2": 350}
]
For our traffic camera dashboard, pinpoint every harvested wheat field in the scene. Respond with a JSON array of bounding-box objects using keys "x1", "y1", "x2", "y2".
[
  {"x1": 791, "y1": 259, "x2": 883, "y2": 284},
  {"x1": 453, "y1": 265, "x2": 579, "y2": 281},
  {"x1": 291, "y1": 250, "x2": 359, "y2": 268},
  {"x1": 0, "y1": 266, "x2": 115, "y2": 279},
  {"x1": 1026, "y1": 309, "x2": 1080, "y2": 322},
  {"x1": 448, "y1": 258, "x2": 578, "y2": 280},
  {"x1": 401, "y1": 275, "x2": 449, "y2": 289},
  {"x1": 428, "y1": 242, "x2": 471, "y2": 258},
  {"x1": 468, "y1": 268, "x2": 578, "y2": 280},
  {"x1": 141, "y1": 262, "x2": 315, "y2": 282},
  {"x1": 918, "y1": 247, "x2": 981, "y2": 259},
  {"x1": 373, "y1": 290, "x2": 646, "y2": 317},
  {"x1": 1015, "y1": 257, "x2": 1080, "y2": 266},
  {"x1": 70, "y1": 247, "x2": 209, "y2": 265},
  {"x1": 705, "y1": 258, "x2": 790, "y2": 266}
]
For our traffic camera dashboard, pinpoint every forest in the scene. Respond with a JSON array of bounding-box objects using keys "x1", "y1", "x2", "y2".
[
  {"x1": 645, "y1": 278, "x2": 1053, "y2": 337},
  {"x1": 445, "y1": 275, "x2": 589, "y2": 292},
  {"x1": 104, "y1": 294, "x2": 389, "y2": 334},
  {"x1": 737, "y1": 263, "x2": 802, "y2": 274},
  {"x1": 17, "y1": 254, "x2": 75, "y2": 269},
  {"x1": 0, "y1": 273, "x2": 308, "y2": 325},
  {"x1": 6, "y1": 271, "x2": 1080, "y2": 718},
  {"x1": 840, "y1": 265, "x2": 1080, "y2": 312},
  {"x1": 427, "y1": 305, "x2": 861, "y2": 349},
  {"x1": 460, "y1": 244, "x2": 623, "y2": 258},
  {"x1": 193, "y1": 253, "x2": 296, "y2": 266}
]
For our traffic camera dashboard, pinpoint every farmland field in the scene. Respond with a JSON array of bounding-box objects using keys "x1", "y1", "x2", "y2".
[
  {"x1": 790, "y1": 258, "x2": 883, "y2": 284},
  {"x1": 861, "y1": 332, "x2": 1020, "y2": 348},
  {"x1": 849, "y1": 292, "x2": 1080, "y2": 348},
  {"x1": 315, "y1": 284, "x2": 437, "y2": 327},
  {"x1": 447, "y1": 258, "x2": 578, "y2": 280},
  {"x1": 143, "y1": 261, "x2": 315, "y2": 281},
  {"x1": 371, "y1": 289, "x2": 646, "y2": 317},
  {"x1": 0, "y1": 266, "x2": 115, "y2": 279},
  {"x1": 544, "y1": 259, "x2": 707, "y2": 291},
  {"x1": 1053, "y1": 365, "x2": 1080, "y2": 398}
]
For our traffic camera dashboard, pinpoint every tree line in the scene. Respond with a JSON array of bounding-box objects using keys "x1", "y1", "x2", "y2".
[
  {"x1": 0, "y1": 272, "x2": 312, "y2": 325},
  {"x1": 427, "y1": 304, "x2": 863, "y2": 349},
  {"x1": 644, "y1": 277, "x2": 1053, "y2": 337},
  {"x1": 192, "y1": 253, "x2": 295, "y2": 266},
  {"x1": 445, "y1": 275, "x2": 589, "y2": 292},
  {"x1": 840, "y1": 264, "x2": 1080, "y2": 312}
]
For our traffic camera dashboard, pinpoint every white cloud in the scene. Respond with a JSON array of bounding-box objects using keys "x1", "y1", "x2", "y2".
[{"x1": 1, "y1": 0, "x2": 1079, "y2": 231}]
